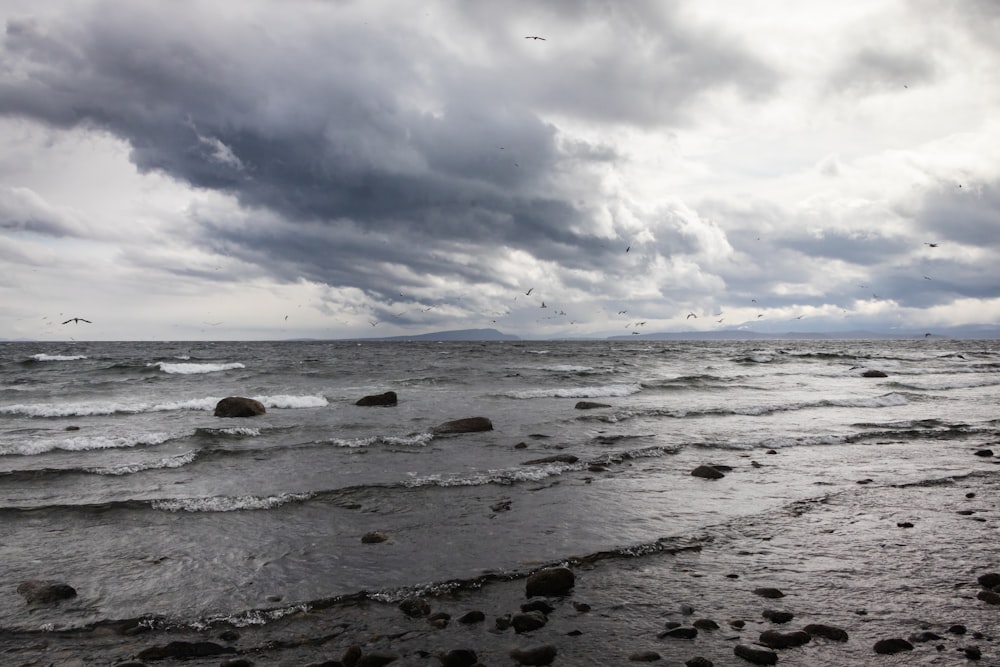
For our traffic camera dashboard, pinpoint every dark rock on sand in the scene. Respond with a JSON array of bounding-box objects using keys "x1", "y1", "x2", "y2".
[
  {"x1": 752, "y1": 587, "x2": 785, "y2": 599},
  {"x1": 658, "y1": 627, "x2": 698, "y2": 639},
  {"x1": 862, "y1": 369, "x2": 888, "y2": 377},
  {"x1": 873, "y1": 637, "x2": 913, "y2": 654},
  {"x1": 437, "y1": 649, "x2": 478, "y2": 667},
  {"x1": 691, "y1": 465, "x2": 725, "y2": 480},
  {"x1": 762, "y1": 609, "x2": 793, "y2": 624},
  {"x1": 976, "y1": 590, "x2": 1000, "y2": 605},
  {"x1": 685, "y1": 659, "x2": 713, "y2": 667},
  {"x1": 457, "y1": 610, "x2": 485, "y2": 624},
  {"x1": 628, "y1": 651, "x2": 661, "y2": 661},
  {"x1": 137, "y1": 641, "x2": 236, "y2": 661},
  {"x1": 433, "y1": 417, "x2": 493, "y2": 434},
  {"x1": 977, "y1": 572, "x2": 1000, "y2": 588},
  {"x1": 973, "y1": 449, "x2": 994, "y2": 457},
  {"x1": 512, "y1": 611, "x2": 548, "y2": 633},
  {"x1": 510, "y1": 644, "x2": 557, "y2": 665},
  {"x1": 357, "y1": 653, "x2": 398, "y2": 667},
  {"x1": 803, "y1": 624, "x2": 849, "y2": 641},
  {"x1": 733, "y1": 644, "x2": 778, "y2": 665},
  {"x1": 525, "y1": 567, "x2": 575, "y2": 597},
  {"x1": 213, "y1": 396, "x2": 266, "y2": 418},
  {"x1": 361, "y1": 531, "x2": 388, "y2": 544},
  {"x1": 759, "y1": 629, "x2": 811, "y2": 649},
  {"x1": 16, "y1": 580, "x2": 77, "y2": 604},
  {"x1": 575, "y1": 401, "x2": 611, "y2": 409},
  {"x1": 522, "y1": 454, "x2": 579, "y2": 465},
  {"x1": 355, "y1": 391, "x2": 397, "y2": 406},
  {"x1": 399, "y1": 597, "x2": 431, "y2": 618}
]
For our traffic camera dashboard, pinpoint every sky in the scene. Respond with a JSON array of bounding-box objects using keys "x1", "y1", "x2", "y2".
[{"x1": 1, "y1": 0, "x2": 998, "y2": 341}]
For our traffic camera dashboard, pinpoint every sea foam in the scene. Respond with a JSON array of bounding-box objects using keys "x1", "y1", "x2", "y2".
[
  {"x1": 151, "y1": 362, "x2": 246, "y2": 374},
  {"x1": 152, "y1": 492, "x2": 313, "y2": 512},
  {"x1": 30, "y1": 354, "x2": 87, "y2": 362},
  {"x1": 505, "y1": 383, "x2": 642, "y2": 399},
  {"x1": 0, "y1": 432, "x2": 175, "y2": 457}
]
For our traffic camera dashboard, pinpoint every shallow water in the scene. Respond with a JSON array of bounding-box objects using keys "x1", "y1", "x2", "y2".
[{"x1": 1, "y1": 339, "x2": 998, "y2": 663}]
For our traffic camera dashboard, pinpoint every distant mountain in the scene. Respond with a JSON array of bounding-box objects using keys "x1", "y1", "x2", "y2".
[
  {"x1": 363, "y1": 328, "x2": 521, "y2": 342},
  {"x1": 609, "y1": 325, "x2": 1000, "y2": 341}
]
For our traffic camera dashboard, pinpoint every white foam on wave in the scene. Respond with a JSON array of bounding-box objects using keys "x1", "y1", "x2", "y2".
[
  {"x1": 506, "y1": 383, "x2": 642, "y2": 399},
  {"x1": 403, "y1": 461, "x2": 577, "y2": 487},
  {"x1": 829, "y1": 392, "x2": 910, "y2": 409},
  {"x1": 151, "y1": 361, "x2": 245, "y2": 374},
  {"x1": 327, "y1": 432, "x2": 434, "y2": 448},
  {"x1": 259, "y1": 394, "x2": 328, "y2": 409},
  {"x1": 152, "y1": 492, "x2": 312, "y2": 512},
  {"x1": 536, "y1": 364, "x2": 597, "y2": 373},
  {"x1": 84, "y1": 450, "x2": 198, "y2": 475},
  {"x1": 31, "y1": 354, "x2": 87, "y2": 362},
  {"x1": 216, "y1": 427, "x2": 261, "y2": 436},
  {"x1": 0, "y1": 432, "x2": 174, "y2": 457}
]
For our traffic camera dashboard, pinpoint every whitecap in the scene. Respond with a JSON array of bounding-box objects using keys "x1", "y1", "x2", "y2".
[
  {"x1": 151, "y1": 361, "x2": 245, "y2": 374},
  {"x1": 403, "y1": 461, "x2": 578, "y2": 487},
  {"x1": 0, "y1": 432, "x2": 174, "y2": 457},
  {"x1": 152, "y1": 492, "x2": 313, "y2": 512},
  {"x1": 325, "y1": 433, "x2": 434, "y2": 448},
  {"x1": 505, "y1": 384, "x2": 642, "y2": 399},
  {"x1": 258, "y1": 394, "x2": 329, "y2": 409},
  {"x1": 30, "y1": 354, "x2": 87, "y2": 362},
  {"x1": 84, "y1": 451, "x2": 198, "y2": 475}
]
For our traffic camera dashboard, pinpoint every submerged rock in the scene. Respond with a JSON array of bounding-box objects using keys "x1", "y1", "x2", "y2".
[
  {"x1": 762, "y1": 609, "x2": 793, "y2": 624},
  {"x1": 510, "y1": 645, "x2": 557, "y2": 665},
  {"x1": 575, "y1": 401, "x2": 611, "y2": 409},
  {"x1": 873, "y1": 638, "x2": 913, "y2": 654},
  {"x1": 355, "y1": 391, "x2": 397, "y2": 406},
  {"x1": 628, "y1": 651, "x2": 661, "y2": 662},
  {"x1": 437, "y1": 649, "x2": 478, "y2": 667},
  {"x1": 137, "y1": 641, "x2": 236, "y2": 661},
  {"x1": 862, "y1": 370, "x2": 888, "y2": 377},
  {"x1": 512, "y1": 610, "x2": 548, "y2": 633},
  {"x1": 525, "y1": 567, "x2": 575, "y2": 597},
  {"x1": 803, "y1": 624, "x2": 849, "y2": 641},
  {"x1": 521, "y1": 454, "x2": 579, "y2": 465},
  {"x1": 16, "y1": 580, "x2": 77, "y2": 604},
  {"x1": 432, "y1": 417, "x2": 493, "y2": 434},
  {"x1": 213, "y1": 396, "x2": 266, "y2": 418},
  {"x1": 759, "y1": 629, "x2": 811, "y2": 649},
  {"x1": 752, "y1": 587, "x2": 785, "y2": 599},
  {"x1": 733, "y1": 644, "x2": 777, "y2": 665}
]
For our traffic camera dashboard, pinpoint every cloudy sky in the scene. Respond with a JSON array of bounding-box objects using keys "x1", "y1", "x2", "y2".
[{"x1": 1, "y1": 0, "x2": 998, "y2": 341}]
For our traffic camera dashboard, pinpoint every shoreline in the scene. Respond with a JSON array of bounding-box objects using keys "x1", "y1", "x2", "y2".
[{"x1": 6, "y1": 467, "x2": 998, "y2": 666}]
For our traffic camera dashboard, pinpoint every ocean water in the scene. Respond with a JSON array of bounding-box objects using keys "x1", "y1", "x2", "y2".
[{"x1": 1, "y1": 339, "x2": 998, "y2": 654}]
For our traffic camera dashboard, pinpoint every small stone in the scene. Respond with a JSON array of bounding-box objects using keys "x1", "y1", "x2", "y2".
[
  {"x1": 862, "y1": 369, "x2": 888, "y2": 377},
  {"x1": 658, "y1": 627, "x2": 697, "y2": 639},
  {"x1": 964, "y1": 646, "x2": 982, "y2": 660},
  {"x1": 512, "y1": 611, "x2": 548, "y2": 634},
  {"x1": 973, "y1": 449, "x2": 994, "y2": 457},
  {"x1": 343, "y1": 645, "x2": 363, "y2": 666},
  {"x1": 357, "y1": 653, "x2": 399, "y2": 667},
  {"x1": 873, "y1": 638, "x2": 913, "y2": 655},
  {"x1": 947, "y1": 624, "x2": 967, "y2": 635},
  {"x1": 966, "y1": 492, "x2": 976, "y2": 498},
  {"x1": 509, "y1": 644, "x2": 557, "y2": 666},
  {"x1": 693, "y1": 619, "x2": 719, "y2": 631},
  {"x1": 221, "y1": 660, "x2": 255, "y2": 667},
  {"x1": 762, "y1": 609, "x2": 793, "y2": 624},
  {"x1": 522, "y1": 599, "x2": 555, "y2": 615},
  {"x1": 897, "y1": 521, "x2": 914, "y2": 528},
  {"x1": 733, "y1": 644, "x2": 777, "y2": 665},
  {"x1": 752, "y1": 587, "x2": 785, "y2": 599},
  {"x1": 628, "y1": 651, "x2": 661, "y2": 662},
  {"x1": 16, "y1": 580, "x2": 78, "y2": 604},
  {"x1": 759, "y1": 630, "x2": 811, "y2": 649},
  {"x1": 685, "y1": 659, "x2": 713, "y2": 667},
  {"x1": 575, "y1": 401, "x2": 611, "y2": 410},
  {"x1": 437, "y1": 649, "x2": 478, "y2": 667},
  {"x1": 730, "y1": 620, "x2": 746, "y2": 629},
  {"x1": 977, "y1": 572, "x2": 1000, "y2": 589},
  {"x1": 573, "y1": 601, "x2": 592, "y2": 612},
  {"x1": 803, "y1": 624, "x2": 848, "y2": 642},
  {"x1": 457, "y1": 610, "x2": 485, "y2": 624},
  {"x1": 525, "y1": 567, "x2": 575, "y2": 597},
  {"x1": 361, "y1": 531, "x2": 388, "y2": 544},
  {"x1": 908, "y1": 631, "x2": 942, "y2": 643},
  {"x1": 976, "y1": 590, "x2": 1000, "y2": 605},
  {"x1": 398, "y1": 597, "x2": 431, "y2": 618}
]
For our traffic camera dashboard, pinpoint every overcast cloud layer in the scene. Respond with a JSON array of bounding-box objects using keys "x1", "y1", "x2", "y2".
[{"x1": 1, "y1": 0, "x2": 998, "y2": 340}]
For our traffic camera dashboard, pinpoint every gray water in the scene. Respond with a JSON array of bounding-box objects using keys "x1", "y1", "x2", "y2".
[{"x1": 1, "y1": 339, "x2": 998, "y2": 663}]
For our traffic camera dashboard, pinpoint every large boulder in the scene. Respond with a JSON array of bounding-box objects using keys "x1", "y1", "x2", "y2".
[
  {"x1": 691, "y1": 465, "x2": 725, "y2": 480},
  {"x1": 356, "y1": 391, "x2": 397, "y2": 406},
  {"x1": 213, "y1": 396, "x2": 266, "y2": 418},
  {"x1": 432, "y1": 417, "x2": 493, "y2": 434},
  {"x1": 17, "y1": 580, "x2": 77, "y2": 604}
]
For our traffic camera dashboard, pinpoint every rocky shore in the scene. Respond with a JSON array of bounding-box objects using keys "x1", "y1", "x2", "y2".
[{"x1": 5, "y1": 466, "x2": 998, "y2": 666}]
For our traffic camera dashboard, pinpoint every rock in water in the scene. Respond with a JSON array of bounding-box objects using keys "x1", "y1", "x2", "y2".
[
  {"x1": 438, "y1": 649, "x2": 478, "y2": 667},
  {"x1": 574, "y1": 401, "x2": 611, "y2": 409},
  {"x1": 214, "y1": 396, "x2": 266, "y2": 418},
  {"x1": 752, "y1": 587, "x2": 785, "y2": 599},
  {"x1": 733, "y1": 644, "x2": 777, "y2": 665},
  {"x1": 803, "y1": 624, "x2": 849, "y2": 641},
  {"x1": 432, "y1": 417, "x2": 493, "y2": 434},
  {"x1": 862, "y1": 369, "x2": 888, "y2": 377},
  {"x1": 691, "y1": 465, "x2": 725, "y2": 479},
  {"x1": 355, "y1": 391, "x2": 397, "y2": 406},
  {"x1": 137, "y1": 641, "x2": 236, "y2": 661},
  {"x1": 510, "y1": 645, "x2": 557, "y2": 666},
  {"x1": 525, "y1": 567, "x2": 575, "y2": 597},
  {"x1": 16, "y1": 580, "x2": 77, "y2": 604},
  {"x1": 759, "y1": 629, "x2": 811, "y2": 649},
  {"x1": 873, "y1": 638, "x2": 913, "y2": 654}
]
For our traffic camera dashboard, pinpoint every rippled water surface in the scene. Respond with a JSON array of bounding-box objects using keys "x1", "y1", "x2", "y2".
[{"x1": 1, "y1": 339, "x2": 998, "y2": 663}]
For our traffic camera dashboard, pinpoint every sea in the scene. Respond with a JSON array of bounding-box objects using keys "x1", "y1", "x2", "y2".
[{"x1": 1, "y1": 338, "x2": 998, "y2": 663}]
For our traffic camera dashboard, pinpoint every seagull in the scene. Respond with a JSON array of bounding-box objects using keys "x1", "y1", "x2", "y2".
[
  {"x1": 369, "y1": 319, "x2": 379, "y2": 327},
  {"x1": 525, "y1": 35, "x2": 546, "y2": 40},
  {"x1": 540, "y1": 302, "x2": 547, "y2": 308},
  {"x1": 62, "y1": 318, "x2": 92, "y2": 324},
  {"x1": 686, "y1": 312, "x2": 697, "y2": 319},
  {"x1": 525, "y1": 288, "x2": 534, "y2": 296},
  {"x1": 925, "y1": 243, "x2": 938, "y2": 247},
  {"x1": 626, "y1": 246, "x2": 630, "y2": 253}
]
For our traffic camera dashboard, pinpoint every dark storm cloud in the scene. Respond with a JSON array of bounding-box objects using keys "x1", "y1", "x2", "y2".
[
  {"x1": 910, "y1": 181, "x2": 1000, "y2": 249},
  {"x1": 0, "y1": 1, "x2": 779, "y2": 305}
]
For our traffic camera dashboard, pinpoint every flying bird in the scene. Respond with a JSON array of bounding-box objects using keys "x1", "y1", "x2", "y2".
[
  {"x1": 625, "y1": 246, "x2": 630, "y2": 253},
  {"x1": 686, "y1": 313, "x2": 697, "y2": 319},
  {"x1": 925, "y1": 243, "x2": 938, "y2": 247},
  {"x1": 525, "y1": 288, "x2": 534, "y2": 296},
  {"x1": 525, "y1": 35, "x2": 546, "y2": 40},
  {"x1": 62, "y1": 318, "x2": 91, "y2": 324},
  {"x1": 540, "y1": 302, "x2": 547, "y2": 308}
]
